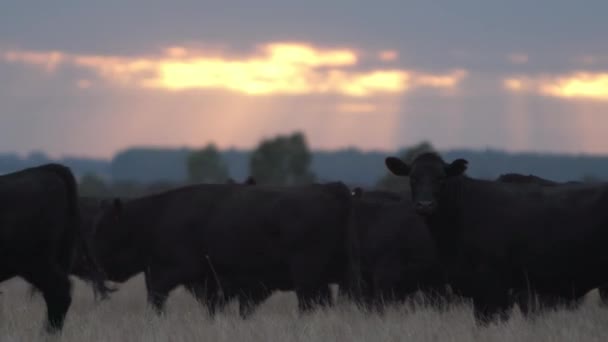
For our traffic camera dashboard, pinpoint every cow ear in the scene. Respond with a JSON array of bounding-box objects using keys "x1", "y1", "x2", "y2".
[
  {"x1": 446, "y1": 158, "x2": 468, "y2": 177},
  {"x1": 352, "y1": 187, "x2": 363, "y2": 198},
  {"x1": 385, "y1": 157, "x2": 410, "y2": 176},
  {"x1": 245, "y1": 176, "x2": 256, "y2": 185}
]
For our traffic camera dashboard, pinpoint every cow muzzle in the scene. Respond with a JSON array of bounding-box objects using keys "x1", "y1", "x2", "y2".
[{"x1": 415, "y1": 200, "x2": 436, "y2": 215}]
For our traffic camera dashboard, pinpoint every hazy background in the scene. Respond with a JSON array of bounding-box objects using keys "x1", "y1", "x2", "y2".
[{"x1": 1, "y1": 1, "x2": 608, "y2": 186}]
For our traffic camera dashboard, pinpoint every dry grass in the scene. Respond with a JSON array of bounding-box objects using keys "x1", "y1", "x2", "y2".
[{"x1": 1, "y1": 277, "x2": 608, "y2": 341}]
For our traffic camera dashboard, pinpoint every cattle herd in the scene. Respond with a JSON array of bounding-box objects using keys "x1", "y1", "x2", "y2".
[{"x1": 2, "y1": 152, "x2": 608, "y2": 334}]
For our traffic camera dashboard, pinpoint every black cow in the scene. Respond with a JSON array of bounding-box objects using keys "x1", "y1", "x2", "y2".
[
  {"x1": 67, "y1": 176, "x2": 257, "y2": 303},
  {"x1": 496, "y1": 173, "x2": 608, "y2": 308},
  {"x1": 28, "y1": 196, "x2": 117, "y2": 301},
  {"x1": 72, "y1": 196, "x2": 119, "y2": 299},
  {"x1": 344, "y1": 188, "x2": 447, "y2": 310},
  {"x1": 0, "y1": 164, "x2": 106, "y2": 332},
  {"x1": 85, "y1": 182, "x2": 353, "y2": 317},
  {"x1": 496, "y1": 173, "x2": 560, "y2": 186},
  {"x1": 225, "y1": 176, "x2": 257, "y2": 185},
  {"x1": 351, "y1": 187, "x2": 402, "y2": 202},
  {"x1": 497, "y1": 173, "x2": 582, "y2": 187},
  {"x1": 385, "y1": 153, "x2": 608, "y2": 324}
]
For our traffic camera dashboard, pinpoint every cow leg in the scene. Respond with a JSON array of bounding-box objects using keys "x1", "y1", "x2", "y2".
[
  {"x1": 373, "y1": 265, "x2": 404, "y2": 313},
  {"x1": 471, "y1": 268, "x2": 511, "y2": 325},
  {"x1": 319, "y1": 285, "x2": 333, "y2": 307},
  {"x1": 290, "y1": 255, "x2": 333, "y2": 312},
  {"x1": 238, "y1": 285, "x2": 272, "y2": 319},
  {"x1": 22, "y1": 265, "x2": 72, "y2": 333},
  {"x1": 27, "y1": 285, "x2": 40, "y2": 299},
  {"x1": 599, "y1": 287, "x2": 608, "y2": 306},
  {"x1": 513, "y1": 289, "x2": 533, "y2": 317},
  {"x1": 144, "y1": 267, "x2": 183, "y2": 315},
  {"x1": 185, "y1": 280, "x2": 228, "y2": 317}
]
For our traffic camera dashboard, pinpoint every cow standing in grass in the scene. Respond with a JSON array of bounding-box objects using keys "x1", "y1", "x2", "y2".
[
  {"x1": 0, "y1": 164, "x2": 106, "y2": 333},
  {"x1": 28, "y1": 196, "x2": 118, "y2": 301},
  {"x1": 495, "y1": 172, "x2": 608, "y2": 309},
  {"x1": 385, "y1": 153, "x2": 608, "y2": 324},
  {"x1": 344, "y1": 188, "x2": 448, "y2": 311},
  {"x1": 84, "y1": 181, "x2": 353, "y2": 317}
]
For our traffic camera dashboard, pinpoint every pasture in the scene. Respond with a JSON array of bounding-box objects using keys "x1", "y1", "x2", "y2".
[{"x1": 2, "y1": 276, "x2": 608, "y2": 341}]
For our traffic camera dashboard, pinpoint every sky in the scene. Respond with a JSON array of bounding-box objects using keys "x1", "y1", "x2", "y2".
[{"x1": 1, "y1": 0, "x2": 608, "y2": 158}]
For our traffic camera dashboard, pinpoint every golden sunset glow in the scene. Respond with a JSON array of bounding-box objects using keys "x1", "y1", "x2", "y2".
[
  {"x1": 2, "y1": 42, "x2": 466, "y2": 97},
  {"x1": 540, "y1": 73, "x2": 608, "y2": 99},
  {"x1": 504, "y1": 72, "x2": 608, "y2": 100},
  {"x1": 336, "y1": 102, "x2": 378, "y2": 113},
  {"x1": 378, "y1": 50, "x2": 398, "y2": 62},
  {"x1": 4, "y1": 50, "x2": 65, "y2": 72},
  {"x1": 503, "y1": 78, "x2": 524, "y2": 91},
  {"x1": 414, "y1": 70, "x2": 467, "y2": 88}
]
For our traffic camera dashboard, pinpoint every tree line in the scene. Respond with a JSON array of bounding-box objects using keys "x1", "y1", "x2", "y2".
[{"x1": 80, "y1": 132, "x2": 320, "y2": 197}]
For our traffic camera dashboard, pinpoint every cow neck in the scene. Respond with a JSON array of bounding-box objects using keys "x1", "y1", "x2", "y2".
[{"x1": 426, "y1": 176, "x2": 466, "y2": 257}]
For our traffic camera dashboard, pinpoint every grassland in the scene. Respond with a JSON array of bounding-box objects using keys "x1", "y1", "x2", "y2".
[{"x1": 1, "y1": 277, "x2": 607, "y2": 341}]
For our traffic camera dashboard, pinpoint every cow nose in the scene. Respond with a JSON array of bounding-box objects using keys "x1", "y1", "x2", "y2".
[{"x1": 415, "y1": 201, "x2": 435, "y2": 213}]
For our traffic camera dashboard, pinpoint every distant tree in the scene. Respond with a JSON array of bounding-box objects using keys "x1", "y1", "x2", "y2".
[
  {"x1": 249, "y1": 132, "x2": 316, "y2": 185},
  {"x1": 79, "y1": 173, "x2": 109, "y2": 196},
  {"x1": 376, "y1": 141, "x2": 436, "y2": 191},
  {"x1": 187, "y1": 144, "x2": 229, "y2": 184}
]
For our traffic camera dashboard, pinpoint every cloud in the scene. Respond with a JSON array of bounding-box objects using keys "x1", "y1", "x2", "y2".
[
  {"x1": 507, "y1": 53, "x2": 529, "y2": 65},
  {"x1": 3, "y1": 50, "x2": 65, "y2": 72},
  {"x1": 336, "y1": 102, "x2": 379, "y2": 113},
  {"x1": 504, "y1": 72, "x2": 608, "y2": 100},
  {"x1": 2, "y1": 42, "x2": 467, "y2": 97},
  {"x1": 76, "y1": 79, "x2": 92, "y2": 89},
  {"x1": 378, "y1": 50, "x2": 398, "y2": 62}
]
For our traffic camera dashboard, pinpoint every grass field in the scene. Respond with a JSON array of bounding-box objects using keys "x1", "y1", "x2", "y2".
[{"x1": 1, "y1": 277, "x2": 607, "y2": 341}]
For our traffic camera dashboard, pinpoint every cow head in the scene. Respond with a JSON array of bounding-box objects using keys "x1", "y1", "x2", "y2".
[{"x1": 385, "y1": 152, "x2": 467, "y2": 216}]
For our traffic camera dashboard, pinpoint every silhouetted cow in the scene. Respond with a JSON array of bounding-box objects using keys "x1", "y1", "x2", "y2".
[
  {"x1": 496, "y1": 173, "x2": 560, "y2": 186},
  {"x1": 496, "y1": 173, "x2": 608, "y2": 309},
  {"x1": 344, "y1": 188, "x2": 447, "y2": 310},
  {"x1": 225, "y1": 176, "x2": 257, "y2": 185},
  {"x1": 0, "y1": 164, "x2": 106, "y2": 332},
  {"x1": 86, "y1": 182, "x2": 353, "y2": 317},
  {"x1": 385, "y1": 153, "x2": 608, "y2": 324},
  {"x1": 28, "y1": 196, "x2": 116, "y2": 301},
  {"x1": 350, "y1": 187, "x2": 403, "y2": 202}
]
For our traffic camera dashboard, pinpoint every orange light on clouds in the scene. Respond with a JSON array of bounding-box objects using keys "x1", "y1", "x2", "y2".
[
  {"x1": 330, "y1": 70, "x2": 410, "y2": 97},
  {"x1": 414, "y1": 69, "x2": 467, "y2": 88},
  {"x1": 541, "y1": 73, "x2": 608, "y2": 99},
  {"x1": 378, "y1": 50, "x2": 398, "y2": 62},
  {"x1": 336, "y1": 102, "x2": 378, "y2": 113},
  {"x1": 504, "y1": 72, "x2": 608, "y2": 100},
  {"x1": 76, "y1": 79, "x2": 92, "y2": 89},
  {"x1": 2, "y1": 42, "x2": 467, "y2": 97},
  {"x1": 4, "y1": 50, "x2": 65, "y2": 72},
  {"x1": 503, "y1": 78, "x2": 524, "y2": 91},
  {"x1": 507, "y1": 53, "x2": 529, "y2": 65}
]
